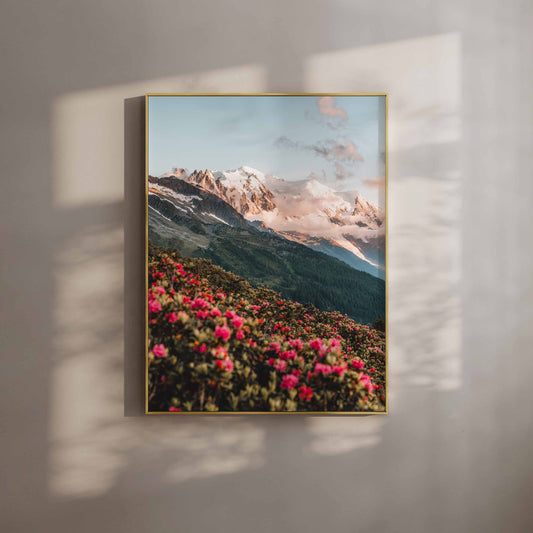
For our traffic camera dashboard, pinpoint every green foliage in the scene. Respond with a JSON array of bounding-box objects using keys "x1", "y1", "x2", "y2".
[
  {"x1": 148, "y1": 189, "x2": 385, "y2": 325},
  {"x1": 148, "y1": 244, "x2": 386, "y2": 413}
]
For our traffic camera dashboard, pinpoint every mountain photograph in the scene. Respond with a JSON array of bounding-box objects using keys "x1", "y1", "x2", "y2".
[{"x1": 146, "y1": 94, "x2": 387, "y2": 413}]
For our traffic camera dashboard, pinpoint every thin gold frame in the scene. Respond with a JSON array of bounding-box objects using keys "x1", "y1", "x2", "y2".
[{"x1": 144, "y1": 93, "x2": 388, "y2": 415}]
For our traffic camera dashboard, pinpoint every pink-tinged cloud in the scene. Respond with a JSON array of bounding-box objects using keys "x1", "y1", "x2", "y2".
[
  {"x1": 314, "y1": 139, "x2": 364, "y2": 162},
  {"x1": 317, "y1": 97, "x2": 347, "y2": 121},
  {"x1": 363, "y1": 178, "x2": 386, "y2": 190},
  {"x1": 275, "y1": 136, "x2": 364, "y2": 179}
]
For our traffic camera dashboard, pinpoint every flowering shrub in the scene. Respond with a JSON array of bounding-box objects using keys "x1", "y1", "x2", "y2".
[{"x1": 148, "y1": 245, "x2": 386, "y2": 412}]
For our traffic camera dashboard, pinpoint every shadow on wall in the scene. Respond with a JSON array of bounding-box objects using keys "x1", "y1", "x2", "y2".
[{"x1": 36, "y1": 33, "x2": 465, "y2": 532}]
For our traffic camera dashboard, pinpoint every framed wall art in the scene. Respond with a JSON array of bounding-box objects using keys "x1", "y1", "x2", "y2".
[{"x1": 145, "y1": 94, "x2": 387, "y2": 414}]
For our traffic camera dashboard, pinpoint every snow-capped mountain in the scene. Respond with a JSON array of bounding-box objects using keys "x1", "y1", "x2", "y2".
[
  {"x1": 163, "y1": 166, "x2": 276, "y2": 215},
  {"x1": 159, "y1": 165, "x2": 385, "y2": 277}
]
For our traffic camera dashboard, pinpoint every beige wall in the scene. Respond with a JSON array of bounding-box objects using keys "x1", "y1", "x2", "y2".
[{"x1": 1, "y1": 1, "x2": 532, "y2": 532}]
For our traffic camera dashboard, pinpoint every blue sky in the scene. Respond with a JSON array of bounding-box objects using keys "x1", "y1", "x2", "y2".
[{"x1": 148, "y1": 95, "x2": 385, "y2": 203}]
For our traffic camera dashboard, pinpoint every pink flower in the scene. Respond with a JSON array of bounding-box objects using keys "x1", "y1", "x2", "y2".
[
  {"x1": 213, "y1": 346, "x2": 227, "y2": 358},
  {"x1": 182, "y1": 296, "x2": 191, "y2": 304},
  {"x1": 152, "y1": 286, "x2": 166, "y2": 295},
  {"x1": 314, "y1": 362, "x2": 332, "y2": 375},
  {"x1": 210, "y1": 308, "x2": 222, "y2": 317},
  {"x1": 267, "y1": 357, "x2": 275, "y2": 366},
  {"x1": 280, "y1": 350, "x2": 297, "y2": 360},
  {"x1": 352, "y1": 359, "x2": 364, "y2": 370},
  {"x1": 252, "y1": 305, "x2": 261, "y2": 311},
  {"x1": 196, "y1": 310, "x2": 209, "y2": 319},
  {"x1": 191, "y1": 297, "x2": 210, "y2": 310},
  {"x1": 289, "y1": 339, "x2": 303, "y2": 350},
  {"x1": 281, "y1": 374, "x2": 299, "y2": 390},
  {"x1": 359, "y1": 373, "x2": 376, "y2": 393},
  {"x1": 199, "y1": 344, "x2": 207, "y2": 353},
  {"x1": 216, "y1": 358, "x2": 234, "y2": 372},
  {"x1": 148, "y1": 300, "x2": 162, "y2": 313},
  {"x1": 269, "y1": 342, "x2": 281, "y2": 353},
  {"x1": 332, "y1": 364, "x2": 347, "y2": 376},
  {"x1": 224, "y1": 310, "x2": 237, "y2": 319},
  {"x1": 216, "y1": 292, "x2": 226, "y2": 299},
  {"x1": 236, "y1": 330, "x2": 245, "y2": 340},
  {"x1": 152, "y1": 344, "x2": 166, "y2": 358},
  {"x1": 309, "y1": 338, "x2": 323, "y2": 351},
  {"x1": 169, "y1": 407, "x2": 182, "y2": 412},
  {"x1": 299, "y1": 386, "x2": 313, "y2": 401},
  {"x1": 330, "y1": 338, "x2": 342, "y2": 350},
  {"x1": 274, "y1": 360, "x2": 287, "y2": 373},
  {"x1": 167, "y1": 312, "x2": 179, "y2": 323},
  {"x1": 215, "y1": 325, "x2": 231, "y2": 342},
  {"x1": 231, "y1": 316, "x2": 244, "y2": 329}
]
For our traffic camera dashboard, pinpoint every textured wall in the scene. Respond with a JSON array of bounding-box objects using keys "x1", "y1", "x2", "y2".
[{"x1": 1, "y1": 1, "x2": 532, "y2": 532}]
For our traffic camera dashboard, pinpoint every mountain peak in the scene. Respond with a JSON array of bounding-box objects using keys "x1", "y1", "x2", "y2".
[
  {"x1": 239, "y1": 165, "x2": 262, "y2": 175},
  {"x1": 161, "y1": 167, "x2": 189, "y2": 178}
]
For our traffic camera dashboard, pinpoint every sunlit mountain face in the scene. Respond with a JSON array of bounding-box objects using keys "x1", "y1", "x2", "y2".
[{"x1": 158, "y1": 165, "x2": 385, "y2": 278}]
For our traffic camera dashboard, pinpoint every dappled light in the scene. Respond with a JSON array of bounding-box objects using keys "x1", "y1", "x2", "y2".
[{"x1": 46, "y1": 34, "x2": 462, "y2": 506}]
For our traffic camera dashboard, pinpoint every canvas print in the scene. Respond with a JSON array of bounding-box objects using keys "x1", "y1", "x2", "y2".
[{"x1": 146, "y1": 94, "x2": 387, "y2": 413}]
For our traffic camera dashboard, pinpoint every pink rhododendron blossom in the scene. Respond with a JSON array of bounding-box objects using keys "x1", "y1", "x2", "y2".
[
  {"x1": 274, "y1": 360, "x2": 287, "y2": 372},
  {"x1": 269, "y1": 342, "x2": 281, "y2": 353},
  {"x1": 169, "y1": 407, "x2": 182, "y2": 412},
  {"x1": 236, "y1": 330, "x2": 245, "y2": 340},
  {"x1": 330, "y1": 338, "x2": 341, "y2": 350},
  {"x1": 252, "y1": 305, "x2": 261, "y2": 311},
  {"x1": 182, "y1": 296, "x2": 191, "y2": 304},
  {"x1": 152, "y1": 286, "x2": 166, "y2": 295},
  {"x1": 267, "y1": 357, "x2": 275, "y2": 366},
  {"x1": 191, "y1": 297, "x2": 210, "y2": 310},
  {"x1": 213, "y1": 346, "x2": 227, "y2": 358},
  {"x1": 280, "y1": 350, "x2": 297, "y2": 360},
  {"x1": 196, "y1": 310, "x2": 209, "y2": 319},
  {"x1": 167, "y1": 312, "x2": 179, "y2": 323},
  {"x1": 281, "y1": 374, "x2": 299, "y2": 390},
  {"x1": 216, "y1": 292, "x2": 226, "y2": 299},
  {"x1": 216, "y1": 358, "x2": 234, "y2": 372},
  {"x1": 352, "y1": 359, "x2": 364, "y2": 370},
  {"x1": 309, "y1": 338, "x2": 323, "y2": 351},
  {"x1": 224, "y1": 310, "x2": 237, "y2": 319},
  {"x1": 332, "y1": 364, "x2": 347, "y2": 376},
  {"x1": 314, "y1": 362, "x2": 333, "y2": 375},
  {"x1": 299, "y1": 386, "x2": 313, "y2": 401},
  {"x1": 148, "y1": 300, "x2": 162, "y2": 313},
  {"x1": 359, "y1": 373, "x2": 376, "y2": 393},
  {"x1": 289, "y1": 339, "x2": 303, "y2": 350},
  {"x1": 214, "y1": 325, "x2": 231, "y2": 342},
  {"x1": 152, "y1": 344, "x2": 166, "y2": 358},
  {"x1": 231, "y1": 316, "x2": 244, "y2": 329},
  {"x1": 210, "y1": 308, "x2": 222, "y2": 317}
]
